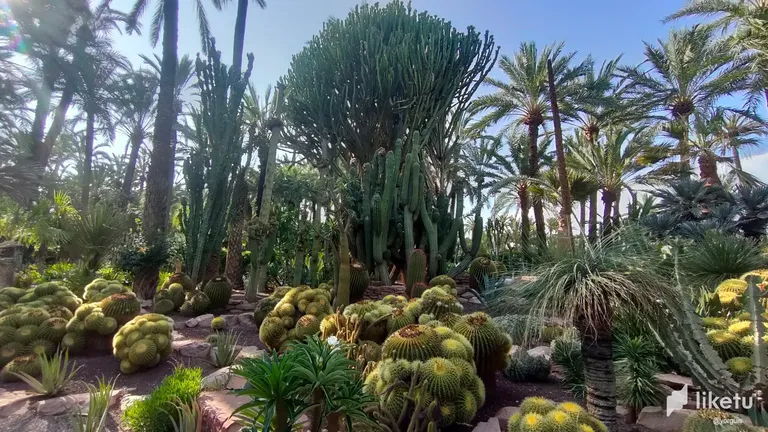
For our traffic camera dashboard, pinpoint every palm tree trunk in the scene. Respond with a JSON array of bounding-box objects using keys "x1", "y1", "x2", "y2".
[
  {"x1": 231, "y1": 0, "x2": 249, "y2": 74},
  {"x1": 547, "y1": 59, "x2": 574, "y2": 252},
  {"x1": 40, "y1": 84, "x2": 75, "y2": 168},
  {"x1": 121, "y1": 131, "x2": 143, "y2": 208},
  {"x1": 518, "y1": 185, "x2": 530, "y2": 259},
  {"x1": 81, "y1": 110, "x2": 95, "y2": 211},
  {"x1": 135, "y1": 0, "x2": 179, "y2": 300},
  {"x1": 678, "y1": 116, "x2": 691, "y2": 177},
  {"x1": 30, "y1": 62, "x2": 58, "y2": 166},
  {"x1": 533, "y1": 197, "x2": 547, "y2": 249},
  {"x1": 588, "y1": 191, "x2": 598, "y2": 243},
  {"x1": 527, "y1": 122, "x2": 547, "y2": 249},
  {"x1": 601, "y1": 189, "x2": 615, "y2": 236},
  {"x1": 612, "y1": 197, "x2": 621, "y2": 229},
  {"x1": 732, "y1": 147, "x2": 743, "y2": 172},
  {"x1": 698, "y1": 153, "x2": 721, "y2": 185},
  {"x1": 578, "y1": 318, "x2": 619, "y2": 431},
  {"x1": 225, "y1": 171, "x2": 249, "y2": 291},
  {"x1": 580, "y1": 200, "x2": 586, "y2": 236}
]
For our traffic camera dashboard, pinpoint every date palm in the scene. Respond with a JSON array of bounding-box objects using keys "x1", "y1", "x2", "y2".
[
  {"x1": 111, "y1": 68, "x2": 158, "y2": 207},
  {"x1": 717, "y1": 110, "x2": 766, "y2": 171},
  {"x1": 471, "y1": 42, "x2": 590, "y2": 248},
  {"x1": 212, "y1": 0, "x2": 267, "y2": 73},
  {"x1": 666, "y1": 0, "x2": 768, "y2": 110},
  {"x1": 619, "y1": 26, "x2": 750, "y2": 174}
]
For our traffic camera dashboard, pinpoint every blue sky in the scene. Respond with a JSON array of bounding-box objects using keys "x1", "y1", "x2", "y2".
[{"x1": 107, "y1": 0, "x2": 768, "y2": 181}]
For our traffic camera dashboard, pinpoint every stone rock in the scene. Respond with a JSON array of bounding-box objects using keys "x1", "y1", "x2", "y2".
[
  {"x1": 461, "y1": 291, "x2": 474, "y2": 299},
  {"x1": 0, "y1": 390, "x2": 36, "y2": 417},
  {"x1": 527, "y1": 345, "x2": 552, "y2": 360},
  {"x1": 237, "y1": 346, "x2": 265, "y2": 360},
  {"x1": 120, "y1": 395, "x2": 147, "y2": 412},
  {"x1": 637, "y1": 406, "x2": 693, "y2": 432},
  {"x1": 185, "y1": 317, "x2": 199, "y2": 328},
  {"x1": 200, "y1": 391, "x2": 252, "y2": 432},
  {"x1": 173, "y1": 340, "x2": 211, "y2": 358},
  {"x1": 174, "y1": 320, "x2": 187, "y2": 330},
  {"x1": 220, "y1": 314, "x2": 239, "y2": 327},
  {"x1": 139, "y1": 299, "x2": 153, "y2": 309},
  {"x1": 238, "y1": 301, "x2": 255, "y2": 310},
  {"x1": 37, "y1": 389, "x2": 123, "y2": 416},
  {"x1": 196, "y1": 314, "x2": 215, "y2": 328},
  {"x1": 472, "y1": 417, "x2": 501, "y2": 432},
  {"x1": 238, "y1": 313, "x2": 257, "y2": 327},
  {"x1": 468, "y1": 296, "x2": 482, "y2": 304},
  {"x1": 656, "y1": 373, "x2": 694, "y2": 391},
  {"x1": 509, "y1": 345, "x2": 520, "y2": 356},
  {"x1": 493, "y1": 406, "x2": 519, "y2": 431},
  {"x1": 202, "y1": 367, "x2": 233, "y2": 391}
]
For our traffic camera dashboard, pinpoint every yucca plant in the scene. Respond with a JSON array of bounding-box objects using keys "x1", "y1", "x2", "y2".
[
  {"x1": 615, "y1": 335, "x2": 667, "y2": 423},
  {"x1": 210, "y1": 330, "x2": 242, "y2": 368},
  {"x1": 71, "y1": 376, "x2": 118, "y2": 432},
  {"x1": 12, "y1": 349, "x2": 81, "y2": 397},
  {"x1": 163, "y1": 397, "x2": 203, "y2": 432}
]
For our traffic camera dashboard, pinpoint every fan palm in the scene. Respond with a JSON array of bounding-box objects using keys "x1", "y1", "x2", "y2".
[
  {"x1": 471, "y1": 41, "x2": 591, "y2": 247},
  {"x1": 620, "y1": 26, "x2": 751, "y2": 174},
  {"x1": 717, "y1": 110, "x2": 766, "y2": 171},
  {"x1": 510, "y1": 227, "x2": 679, "y2": 429},
  {"x1": 650, "y1": 178, "x2": 729, "y2": 223},
  {"x1": 68, "y1": 204, "x2": 131, "y2": 271},
  {"x1": 666, "y1": 0, "x2": 768, "y2": 111}
]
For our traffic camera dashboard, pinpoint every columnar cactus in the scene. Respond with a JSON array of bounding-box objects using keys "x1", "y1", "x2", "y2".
[{"x1": 406, "y1": 249, "x2": 427, "y2": 297}]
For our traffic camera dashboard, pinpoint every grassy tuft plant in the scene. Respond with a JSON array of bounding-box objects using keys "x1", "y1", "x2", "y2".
[
  {"x1": 123, "y1": 365, "x2": 202, "y2": 432},
  {"x1": 71, "y1": 376, "x2": 118, "y2": 432},
  {"x1": 12, "y1": 349, "x2": 81, "y2": 397},
  {"x1": 162, "y1": 397, "x2": 203, "y2": 432},
  {"x1": 210, "y1": 330, "x2": 242, "y2": 368}
]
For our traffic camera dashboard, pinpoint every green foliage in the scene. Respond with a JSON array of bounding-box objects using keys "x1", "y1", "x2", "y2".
[
  {"x1": 71, "y1": 376, "x2": 118, "y2": 432},
  {"x1": 123, "y1": 366, "x2": 202, "y2": 432},
  {"x1": 504, "y1": 349, "x2": 552, "y2": 382},
  {"x1": 162, "y1": 398, "x2": 202, "y2": 432},
  {"x1": 67, "y1": 205, "x2": 132, "y2": 271},
  {"x1": 551, "y1": 335, "x2": 586, "y2": 398},
  {"x1": 680, "y1": 231, "x2": 768, "y2": 290},
  {"x1": 8, "y1": 349, "x2": 80, "y2": 396},
  {"x1": 615, "y1": 335, "x2": 666, "y2": 414},
  {"x1": 210, "y1": 331, "x2": 241, "y2": 368},
  {"x1": 468, "y1": 256, "x2": 496, "y2": 293}
]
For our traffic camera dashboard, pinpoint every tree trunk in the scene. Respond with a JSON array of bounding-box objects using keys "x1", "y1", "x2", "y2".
[
  {"x1": 580, "y1": 200, "x2": 586, "y2": 237},
  {"x1": 578, "y1": 318, "x2": 619, "y2": 431},
  {"x1": 698, "y1": 152, "x2": 721, "y2": 185},
  {"x1": 533, "y1": 197, "x2": 547, "y2": 249},
  {"x1": 678, "y1": 117, "x2": 691, "y2": 177},
  {"x1": 201, "y1": 250, "x2": 221, "y2": 287},
  {"x1": 732, "y1": 147, "x2": 743, "y2": 172},
  {"x1": 225, "y1": 171, "x2": 249, "y2": 291},
  {"x1": 134, "y1": 0, "x2": 179, "y2": 300},
  {"x1": 292, "y1": 208, "x2": 306, "y2": 286},
  {"x1": 547, "y1": 59, "x2": 574, "y2": 252},
  {"x1": 121, "y1": 130, "x2": 143, "y2": 208},
  {"x1": 30, "y1": 62, "x2": 58, "y2": 166},
  {"x1": 231, "y1": 0, "x2": 249, "y2": 75},
  {"x1": 333, "y1": 219, "x2": 351, "y2": 309},
  {"x1": 601, "y1": 189, "x2": 615, "y2": 236},
  {"x1": 40, "y1": 84, "x2": 75, "y2": 168},
  {"x1": 518, "y1": 185, "x2": 530, "y2": 259},
  {"x1": 588, "y1": 191, "x2": 598, "y2": 243},
  {"x1": 527, "y1": 122, "x2": 547, "y2": 249},
  {"x1": 133, "y1": 266, "x2": 160, "y2": 300},
  {"x1": 309, "y1": 201, "x2": 321, "y2": 287},
  {"x1": 81, "y1": 110, "x2": 95, "y2": 211}
]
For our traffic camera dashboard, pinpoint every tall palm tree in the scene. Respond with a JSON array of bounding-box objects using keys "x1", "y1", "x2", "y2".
[
  {"x1": 666, "y1": 0, "x2": 768, "y2": 111},
  {"x1": 213, "y1": 0, "x2": 267, "y2": 73},
  {"x1": 111, "y1": 68, "x2": 158, "y2": 207},
  {"x1": 471, "y1": 41, "x2": 590, "y2": 249},
  {"x1": 487, "y1": 130, "x2": 553, "y2": 259},
  {"x1": 717, "y1": 110, "x2": 766, "y2": 171},
  {"x1": 620, "y1": 26, "x2": 750, "y2": 174},
  {"x1": 567, "y1": 128, "x2": 660, "y2": 234}
]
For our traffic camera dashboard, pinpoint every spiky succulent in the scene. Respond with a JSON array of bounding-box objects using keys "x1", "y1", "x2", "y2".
[
  {"x1": 505, "y1": 350, "x2": 552, "y2": 382},
  {"x1": 259, "y1": 317, "x2": 287, "y2": 350},
  {"x1": 725, "y1": 356, "x2": 753, "y2": 382},
  {"x1": 99, "y1": 292, "x2": 141, "y2": 324},
  {"x1": 202, "y1": 276, "x2": 233, "y2": 309},
  {"x1": 60, "y1": 332, "x2": 87, "y2": 354},
  {"x1": 700, "y1": 317, "x2": 728, "y2": 331},
  {"x1": 0, "y1": 354, "x2": 41, "y2": 381},
  {"x1": 349, "y1": 260, "x2": 370, "y2": 302},
  {"x1": 682, "y1": 409, "x2": 743, "y2": 432},
  {"x1": 254, "y1": 297, "x2": 279, "y2": 326},
  {"x1": 153, "y1": 299, "x2": 175, "y2": 314},
  {"x1": 429, "y1": 275, "x2": 457, "y2": 290},
  {"x1": 179, "y1": 291, "x2": 211, "y2": 317},
  {"x1": 468, "y1": 256, "x2": 496, "y2": 293},
  {"x1": 162, "y1": 270, "x2": 195, "y2": 292},
  {"x1": 211, "y1": 316, "x2": 226, "y2": 331},
  {"x1": 294, "y1": 315, "x2": 321, "y2": 338},
  {"x1": 386, "y1": 308, "x2": 416, "y2": 334},
  {"x1": 452, "y1": 312, "x2": 512, "y2": 387},
  {"x1": 707, "y1": 330, "x2": 747, "y2": 360}
]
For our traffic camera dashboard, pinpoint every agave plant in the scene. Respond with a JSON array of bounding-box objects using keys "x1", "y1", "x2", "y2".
[
  {"x1": 12, "y1": 349, "x2": 81, "y2": 397},
  {"x1": 209, "y1": 331, "x2": 242, "y2": 368},
  {"x1": 71, "y1": 376, "x2": 118, "y2": 432},
  {"x1": 163, "y1": 397, "x2": 203, "y2": 432}
]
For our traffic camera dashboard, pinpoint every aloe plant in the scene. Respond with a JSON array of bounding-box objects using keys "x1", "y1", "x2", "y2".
[
  {"x1": 12, "y1": 349, "x2": 81, "y2": 397},
  {"x1": 71, "y1": 376, "x2": 117, "y2": 432}
]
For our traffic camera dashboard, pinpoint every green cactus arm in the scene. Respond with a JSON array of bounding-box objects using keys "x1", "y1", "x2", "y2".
[
  {"x1": 420, "y1": 197, "x2": 438, "y2": 279},
  {"x1": 400, "y1": 154, "x2": 413, "y2": 207},
  {"x1": 309, "y1": 202, "x2": 322, "y2": 287},
  {"x1": 409, "y1": 158, "x2": 422, "y2": 213},
  {"x1": 334, "y1": 219, "x2": 351, "y2": 309},
  {"x1": 381, "y1": 150, "x2": 396, "y2": 236},
  {"x1": 449, "y1": 209, "x2": 483, "y2": 278},
  {"x1": 404, "y1": 209, "x2": 415, "y2": 256},
  {"x1": 744, "y1": 276, "x2": 768, "y2": 390},
  {"x1": 438, "y1": 186, "x2": 463, "y2": 258}
]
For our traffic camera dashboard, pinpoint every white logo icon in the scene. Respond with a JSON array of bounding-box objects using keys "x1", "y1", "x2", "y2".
[{"x1": 667, "y1": 384, "x2": 688, "y2": 416}]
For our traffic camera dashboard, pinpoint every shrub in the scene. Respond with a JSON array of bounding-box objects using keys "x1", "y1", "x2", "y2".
[
  {"x1": 504, "y1": 349, "x2": 551, "y2": 382},
  {"x1": 551, "y1": 335, "x2": 585, "y2": 398},
  {"x1": 123, "y1": 366, "x2": 202, "y2": 432}
]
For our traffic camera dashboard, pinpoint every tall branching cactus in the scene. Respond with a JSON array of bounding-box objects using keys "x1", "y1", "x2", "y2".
[
  {"x1": 246, "y1": 84, "x2": 286, "y2": 299},
  {"x1": 183, "y1": 39, "x2": 254, "y2": 283}
]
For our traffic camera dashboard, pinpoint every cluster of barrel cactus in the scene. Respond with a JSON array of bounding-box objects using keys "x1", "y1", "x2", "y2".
[
  {"x1": 112, "y1": 313, "x2": 174, "y2": 374},
  {"x1": 452, "y1": 312, "x2": 513, "y2": 393},
  {"x1": 153, "y1": 282, "x2": 186, "y2": 314},
  {"x1": 179, "y1": 291, "x2": 212, "y2": 317},
  {"x1": 507, "y1": 398, "x2": 607, "y2": 432},
  {"x1": 0, "y1": 305, "x2": 70, "y2": 378},
  {"x1": 259, "y1": 286, "x2": 333, "y2": 350},
  {"x1": 161, "y1": 265, "x2": 196, "y2": 293},
  {"x1": 0, "y1": 282, "x2": 82, "y2": 312},
  {"x1": 82, "y1": 279, "x2": 131, "y2": 303},
  {"x1": 61, "y1": 291, "x2": 141, "y2": 354},
  {"x1": 364, "y1": 324, "x2": 485, "y2": 427}
]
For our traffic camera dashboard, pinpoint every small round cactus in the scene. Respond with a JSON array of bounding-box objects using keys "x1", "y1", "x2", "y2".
[{"x1": 211, "y1": 316, "x2": 226, "y2": 331}]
